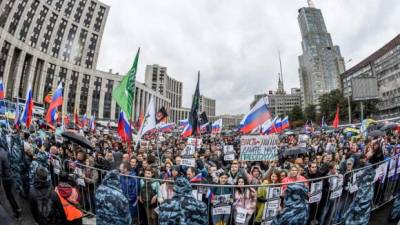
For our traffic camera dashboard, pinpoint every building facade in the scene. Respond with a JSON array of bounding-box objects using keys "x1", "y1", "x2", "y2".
[
  {"x1": 0, "y1": 0, "x2": 170, "y2": 121},
  {"x1": 341, "y1": 34, "x2": 400, "y2": 118},
  {"x1": 251, "y1": 78, "x2": 301, "y2": 116},
  {"x1": 170, "y1": 107, "x2": 190, "y2": 123},
  {"x1": 199, "y1": 95, "x2": 216, "y2": 117},
  {"x1": 297, "y1": 1, "x2": 345, "y2": 109},
  {"x1": 210, "y1": 114, "x2": 243, "y2": 130},
  {"x1": 144, "y1": 64, "x2": 183, "y2": 108}
]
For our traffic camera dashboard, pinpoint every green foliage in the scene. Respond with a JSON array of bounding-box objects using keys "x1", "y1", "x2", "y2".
[
  {"x1": 304, "y1": 104, "x2": 317, "y2": 122},
  {"x1": 319, "y1": 89, "x2": 348, "y2": 123},
  {"x1": 288, "y1": 105, "x2": 304, "y2": 122}
]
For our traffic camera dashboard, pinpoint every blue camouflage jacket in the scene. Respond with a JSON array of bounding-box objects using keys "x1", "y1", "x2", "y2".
[
  {"x1": 95, "y1": 170, "x2": 131, "y2": 225},
  {"x1": 159, "y1": 177, "x2": 208, "y2": 225}
]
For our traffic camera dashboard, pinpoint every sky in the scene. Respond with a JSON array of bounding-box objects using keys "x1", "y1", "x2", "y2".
[{"x1": 97, "y1": 0, "x2": 400, "y2": 115}]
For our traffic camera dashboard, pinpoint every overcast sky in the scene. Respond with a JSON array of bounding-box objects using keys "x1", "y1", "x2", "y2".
[{"x1": 97, "y1": 0, "x2": 399, "y2": 115}]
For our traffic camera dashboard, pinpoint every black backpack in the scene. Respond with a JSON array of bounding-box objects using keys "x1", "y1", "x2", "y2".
[{"x1": 36, "y1": 191, "x2": 53, "y2": 219}]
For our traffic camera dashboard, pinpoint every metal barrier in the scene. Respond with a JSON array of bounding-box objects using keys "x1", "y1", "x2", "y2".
[{"x1": 47, "y1": 153, "x2": 400, "y2": 225}]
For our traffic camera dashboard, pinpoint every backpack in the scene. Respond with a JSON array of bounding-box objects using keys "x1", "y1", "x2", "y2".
[{"x1": 36, "y1": 192, "x2": 53, "y2": 219}]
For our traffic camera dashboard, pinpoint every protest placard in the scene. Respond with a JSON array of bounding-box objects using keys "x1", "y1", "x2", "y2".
[
  {"x1": 374, "y1": 162, "x2": 388, "y2": 183},
  {"x1": 298, "y1": 134, "x2": 309, "y2": 148},
  {"x1": 235, "y1": 207, "x2": 247, "y2": 224},
  {"x1": 267, "y1": 187, "x2": 281, "y2": 201},
  {"x1": 223, "y1": 145, "x2": 235, "y2": 161},
  {"x1": 223, "y1": 145, "x2": 234, "y2": 153},
  {"x1": 309, "y1": 181, "x2": 323, "y2": 203},
  {"x1": 239, "y1": 135, "x2": 278, "y2": 161},
  {"x1": 187, "y1": 138, "x2": 202, "y2": 148},
  {"x1": 181, "y1": 145, "x2": 196, "y2": 156},
  {"x1": 329, "y1": 176, "x2": 343, "y2": 199},
  {"x1": 212, "y1": 205, "x2": 231, "y2": 215},
  {"x1": 181, "y1": 158, "x2": 195, "y2": 167}
]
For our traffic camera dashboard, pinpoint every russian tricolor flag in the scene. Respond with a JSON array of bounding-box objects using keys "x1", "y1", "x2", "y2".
[
  {"x1": 81, "y1": 114, "x2": 87, "y2": 128},
  {"x1": 239, "y1": 97, "x2": 271, "y2": 134},
  {"x1": 181, "y1": 123, "x2": 193, "y2": 138},
  {"x1": 282, "y1": 116, "x2": 289, "y2": 130},
  {"x1": 0, "y1": 79, "x2": 4, "y2": 100},
  {"x1": 268, "y1": 117, "x2": 279, "y2": 134},
  {"x1": 45, "y1": 83, "x2": 63, "y2": 124},
  {"x1": 20, "y1": 88, "x2": 34, "y2": 128},
  {"x1": 212, "y1": 119, "x2": 222, "y2": 134},
  {"x1": 179, "y1": 119, "x2": 189, "y2": 128},
  {"x1": 118, "y1": 111, "x2": 132, "y2": 142},
  {"x1": 190, "y1": 173, "x2": 204, "y2": 182},
  {"x1": 158, "y1": 122, "x2": 174, "y2": 132},
  {"x1": 261, "y1": 119, "x2": 273, "y2": 134},
  {"x1": 275, "y1": 117, "x2": 282, "y2": 133},
  {"x1": 90, "y1": 114, "x2": 96, "y2": 131}
]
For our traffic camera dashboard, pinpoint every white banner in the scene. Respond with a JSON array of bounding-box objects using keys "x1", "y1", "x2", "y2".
[{"x1": 239, "y1": 135, "x2": 278, "y2": 161}]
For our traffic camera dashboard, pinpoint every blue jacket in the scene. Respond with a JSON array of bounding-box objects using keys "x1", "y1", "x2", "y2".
[
  {"x1": 272, "y1": 183, "x2": 309, "y2": 225},
  {"x1": 343, "y1": 166, "x2": 376, "y2": 225},
  {"x1": 95, "y1": 170, "x2": 131, "y2": 225},
  {"x1": 159, "y1": 177, "x2": 207, "y2": 225},
  {"x1": 120, "y1": 171, "x2": 139, "y2": 204}
]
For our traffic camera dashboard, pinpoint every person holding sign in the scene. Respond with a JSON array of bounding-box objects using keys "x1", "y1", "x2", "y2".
[
  {"x1": 255, "y1": 170, "x2": 281, "y2": 223},
  {"x1": 233, "y1": 177, "x2": 256, "y2": 225},
  {"x1": 210, "y1": 172, "x2": 233, "y2": 225}
]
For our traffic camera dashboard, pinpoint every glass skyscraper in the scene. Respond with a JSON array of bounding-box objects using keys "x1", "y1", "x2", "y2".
[{"x1": 298, "y1": 2, "x2": 345, "y2": 108}]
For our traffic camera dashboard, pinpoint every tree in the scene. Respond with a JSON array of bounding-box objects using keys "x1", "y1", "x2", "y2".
[
  {"x1": 319, "y1": 89, "x2": 348, "y2": 124},
  {"x1": 288, "y1": 105, "x2": 305, "y2": 128},
  {"x1": 288, "y1": 105, "x2": 304, "y2": 121},
  {"x1": 351, "y1": 100, "x2": 378, "y2": 123},
  {"x1": 304, "y1": 104, "x2": 317, "y2": 122}
]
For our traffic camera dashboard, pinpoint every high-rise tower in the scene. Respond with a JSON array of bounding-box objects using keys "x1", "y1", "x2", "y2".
[{"x1": 298, "y1": 0, "x2": 345, "y2": 108}]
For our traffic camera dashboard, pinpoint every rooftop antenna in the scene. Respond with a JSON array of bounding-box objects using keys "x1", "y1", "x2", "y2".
[{"x1": 307, "y1": 0, "x2": 315, "y2": 8}]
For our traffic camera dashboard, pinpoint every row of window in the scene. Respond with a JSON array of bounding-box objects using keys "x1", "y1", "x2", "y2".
[{"x1": 0, "y1": 0, "x2": 106, "y2": 69}]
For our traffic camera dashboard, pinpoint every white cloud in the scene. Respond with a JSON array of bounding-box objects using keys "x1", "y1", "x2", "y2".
[{"x1": 97, "y1": 0, "x2": 400, "y2": 115}]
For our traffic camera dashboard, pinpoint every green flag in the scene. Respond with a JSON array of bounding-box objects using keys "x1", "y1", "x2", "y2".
[{"x1": 112, "y1": 48, "x2": 140, "y2": 120}]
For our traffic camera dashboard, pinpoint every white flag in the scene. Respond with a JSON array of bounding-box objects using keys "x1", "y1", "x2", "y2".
[{"x1": 136, "y1": 96, "x2": 156, "y2": 144}]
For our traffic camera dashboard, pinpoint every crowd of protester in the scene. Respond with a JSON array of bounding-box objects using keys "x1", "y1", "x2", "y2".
[{"x1": 0, "y1": 121, "x2": 399, "y2": 225}]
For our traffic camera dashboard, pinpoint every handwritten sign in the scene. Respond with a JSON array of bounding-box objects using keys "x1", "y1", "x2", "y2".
[{"x1": 239, "y1": 135, "x2": 278, "y2": 161}]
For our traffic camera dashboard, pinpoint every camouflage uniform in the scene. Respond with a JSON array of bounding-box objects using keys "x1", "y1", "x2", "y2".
[
  {"x1": 29, "y1": 151, "x2": 51, "y2": 187},
  {"x1": 390, "y1": 193, "x2": 400, "y2": 221},
  {"x1": 159, "y1": 177, "x2": 207, "y2": 225},
  {"x1": 272, "y1": 183, "x2": 309, "y2": 225},
  {"x1": 343, "y1": 166, "x2": 376, "y2": 225},
  {"x1": 95, "y1": 170, "x2": 131, "y2": 225},
  {"x1": 8, "y1": 134, "x2": 26, "y2": 195}
]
